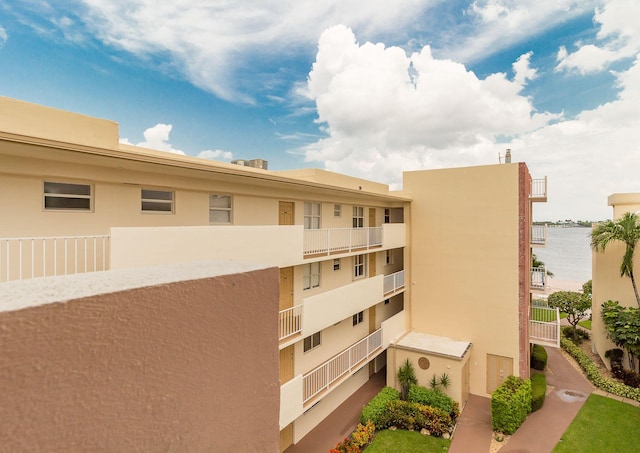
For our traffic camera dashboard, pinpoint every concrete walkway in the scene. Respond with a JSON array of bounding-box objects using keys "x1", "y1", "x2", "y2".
[{"x1": 449, "y1": 346, "x2": 594, "y2": 453}]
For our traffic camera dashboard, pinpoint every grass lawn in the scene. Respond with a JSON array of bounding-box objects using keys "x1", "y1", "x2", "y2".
[
  {"x1": 552, "y1": 394, "x2": 640, "y2": 453},
  {"x1": 365, "y1": 429, "x2": 450, "y2": 452},
  {"x1": 578, "y1": 319, "x2": 591, "y2": 330}
]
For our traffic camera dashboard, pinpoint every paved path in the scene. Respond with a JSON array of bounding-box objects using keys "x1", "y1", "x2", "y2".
[{"x1": 449, "y1": 346, "x2": 594, "y2": 453}]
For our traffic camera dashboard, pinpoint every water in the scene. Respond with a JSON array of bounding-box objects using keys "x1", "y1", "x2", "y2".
[{"x1": 533, "y1": 227, "x2": 592, "y2": 284}]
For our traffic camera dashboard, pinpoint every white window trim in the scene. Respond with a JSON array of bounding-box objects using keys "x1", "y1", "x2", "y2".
[
  {"x1": 352, "y1": 311, "x2": 364, "y2": 326},
  {"x1": 333, "y1": 258, "x2": 341, "y2": 271},
  {"x1": 353, "y1": 206, "x2": 364, "y2": 228},
  {"x1": 304, "y1": 202, "x2": 321, "y2": 229},
  {"x1": 353, "y1": 254, "x2": 366, "y2": 279},
  {"x1": 43, "y1": 181, "x2": 93, "y2": 212},
  {"x1": 334, "y1": 204, "x2": 342, "y2": 217},
  {"x1": 209, "y1": 194, "x2": 233, "y2": 224},
  {"x1": 141, "y1": 188, "x2": 174, "y2": 214},
  {"x1": 303, "y1": 332, "x2": 321, "y2": 352},
  {"x1": 303, "y1": 262, "x2": 321, "y2": 290}
]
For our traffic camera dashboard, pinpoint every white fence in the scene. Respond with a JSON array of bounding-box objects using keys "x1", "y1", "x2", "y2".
[
  {"x1": 530, "y1": 266, "x2": 546, "y2": 290},
  {"x1": 531, "y1": 177, "x2": 547, "y2": 199},
  {"x1": 531, "y1": 225, "x2": 547, "y2": 245},
  {"x1": 279, "y1": 305, "x2": 302, "y2": 340},
  {"x1": 303, "y1": 328, "x2": 382, "y2": 403},
  {"x1": 383, "y1": 270, "x2": 405, "y2": 295},
  {"x1": 1, "y1": 236, "x2": 110, "y2": 282},
  {"x1": 303, "y1": 227, "x2": 383, "y2": 256},
  {"x1": 530, "y1": 305, "x2": 560, "y2": 347}
]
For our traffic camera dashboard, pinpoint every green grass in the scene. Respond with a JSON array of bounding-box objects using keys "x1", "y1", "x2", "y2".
[
  {"x1": 578, "y1": 319, "x2": 592, "y2": 330},
  {"x1": 553, "y1": 394, "x2": 640, "y2": 453},
  {"x1": 364, "y1": 429, "x2": 450, "y2": 452}
]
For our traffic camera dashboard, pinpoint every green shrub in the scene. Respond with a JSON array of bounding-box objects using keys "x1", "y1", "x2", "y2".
[
  {"x1": 530, "y1": 372, "x2": 546, "y2": 412},
  {"x1": 407, "y1": 384, "x2": 460, "y2": 421},
  {"x1": 561, "y1": 336, "x2": 640, "y2": 402},
  {"x1": 360, "y1": 386, "x2": 400, "y2": 428},
  {"x1": 380, "y1": 400, "x2": 453, "y2": 436},
  {"x1": 531, "y1": 344, "x2": 548, "y2": 371},
  {"x1": 490, "y1": 376, "x2": 532, "y2": 435},
  {"x1": 561, "y1": 326, "x2": 589, "y2": 344}
]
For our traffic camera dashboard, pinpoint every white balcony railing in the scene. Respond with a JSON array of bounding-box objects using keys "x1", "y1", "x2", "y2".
[
  {"x1": 279, "y1": 305, "x2": 302, "y2": 340},
  {"x1": 303, "y1": 328, "x2": 382, "y2": 403},
  {"x1": 530, "y1": 177, "x2": 547, "y2": 200},
  {"x1": 530, "y1": 305, "x2": 560, "y2": 348},
  {"x1": 1, "y1": 236, "x2": 110, "y2": 282},
  {"x1": 530, "y1": 266, "x2": 546, "y2": 290},
  {"x1": 383, "y1": 270, "x2": 405, "y2": 295},
  {"x1": 303, "y1": 227, "x2": 383, "y2": 256},
  {"x1": 531, "y1": 224, "x2": 547, "y2": 246}
]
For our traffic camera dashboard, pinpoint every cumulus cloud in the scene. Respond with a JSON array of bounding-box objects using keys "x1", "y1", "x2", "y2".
[
  {"x1": 512, "y1": 52, "x2": 537, "y2": 86},
  {"x1": 301, "y1": 26, "x2": 557, "y2": 185},
  {"x1": 120, "y1": 123, "x2": 233, "y2": 161},
  {"x1": 556, "y1": 0, "x2": 640, "y2": 74}
]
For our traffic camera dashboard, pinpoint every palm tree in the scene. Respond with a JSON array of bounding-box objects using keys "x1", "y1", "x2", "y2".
[{"x1": 591, "y1": 212, "x2": 640, "y2": 307}]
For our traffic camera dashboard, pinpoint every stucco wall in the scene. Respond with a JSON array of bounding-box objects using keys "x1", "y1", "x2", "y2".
[{"x1": 0, "y1": 263, "x2": 280, "y2": 452}]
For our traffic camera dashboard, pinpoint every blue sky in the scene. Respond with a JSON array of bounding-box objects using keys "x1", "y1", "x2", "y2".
[{"x1": 1, "y1": 0, "x2": 638, "y2": 221}]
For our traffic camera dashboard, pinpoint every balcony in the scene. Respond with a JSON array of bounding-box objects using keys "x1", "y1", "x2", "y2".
[
  {"x1": 303, "y1": 227, "x2": 382, "y2": 256},
  {"x1": 0, "y1": 235, "x2": 109, "y2": 282},
  {"x1": 530, "y1": 266, "x2": 547, "y2": 291},
  {"x1": 530, "y1": 177, "x2": 547, "y2": 202},
  {"x1": 530, "y1": 304, "x2": 560, "y2": 348},
  {"x1": 279, "y1": 305, "x2": 302, "y2": 340},
  {"x1": 383, "y1": 270, "x2": 405, "y2": 296},
  {"x1": 531, "y1": 224, "x2": 547, "y2": 247}
]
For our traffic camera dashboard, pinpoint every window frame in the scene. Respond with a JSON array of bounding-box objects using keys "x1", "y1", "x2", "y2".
[
  {"x1": 385, "y1": 250, "x2": 394, "y2": 266},
  {"x1": 353, "y1": 254, "x2": 366, "y2": 279},
  {"x1": 333, "y1": 258, "x2": 341, "y2": 271},
  {"x1": 43, "y1": 181, "x2": 93, "y2": 212},
  {"x1": 303, "y1": 331, "x2": 321, "y2": 352},
  {"x1": 334, "y1": 204, "x2": 342, "y2": 217},
  {"x1": 303, "y1": 261, "x2": 321, "y2": 290},
  {"x1": 209, "y1": 194, "x2": 233, "y2": 224},
  {"x1": 352, "y1": 311, "x2": 364, "y2": 326},
  {"x1": 384, "y1": 208, "x2": 390, "y2": 224},
  {"x1": 352, "y1": 206, "x2": 364, "y2": 228},
  {"x1": 141, "y1": 188, "x2": 174, "y2": 214},
  {"x1": 304, "y1": 202, "x2": 321, "y2": 229}
]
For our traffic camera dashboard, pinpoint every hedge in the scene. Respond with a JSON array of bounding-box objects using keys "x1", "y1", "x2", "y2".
[
  {"x1": 530, "y1": 372, "x2": 546, "y2": 412},
  {"x1": 379, "y1": 400, "x2": 454, "y2": 436},
  {"x1": 560, "y1": 336, "x2": 640, "y2": 402},
  {"x1": 531, "y1": 344, "x2": 548, "y2": 371},
  {"x1": 490, "y1": 376, "x2": 532, "y2": 434},
  {"x1": 407, "y1": 384, "x2": 460, "y2": 420},
  {"x1": 360, "y1": 386, "x2": 400, "y2": 428}
]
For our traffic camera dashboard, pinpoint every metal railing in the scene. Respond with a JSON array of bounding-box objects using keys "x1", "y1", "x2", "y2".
[
  {"x1": 383, "y1": 270, "x2": 405, "y2": 295},
  {"x1": 530, "y1": 266, "x2": 546, "y2": 290},
  {"x1": 279, "y1": 305, "x2": 302, "y2": 340},
  {"x1": 530, "y1": 306, "x2": 560, "y2": 347},
  {"x1": 531, "y1": 224, "x2": 547, "y2": 246},
  {"x1": 303, "y1": 227, "x2": 383, "y2": 256},
  {"x1": 530, "y1": 177, "x2": 547, "y2": 200},
  {"x1": 303, "y1": 328, "x2": 382, "y2": 403},
  {"x1": 1, "y1": 235, "x2": 110, "y2": 282}
]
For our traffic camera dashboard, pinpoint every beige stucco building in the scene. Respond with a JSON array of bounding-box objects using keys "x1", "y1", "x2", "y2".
[
  {"x1": 592, "y1": 193, "x2": 640, "y2": 368},
  {"x1": 0, "y1": 97, "x2": 557, "y2": 451}
]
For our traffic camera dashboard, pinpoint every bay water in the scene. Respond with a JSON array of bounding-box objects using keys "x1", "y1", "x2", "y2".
[{"x1": 533, "y1": 227, "x2": 592, "y2": 285}]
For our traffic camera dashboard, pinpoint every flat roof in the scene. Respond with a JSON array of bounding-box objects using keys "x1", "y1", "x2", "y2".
[{"x1": 396, "y1": 331, "x2": 471, "y2": 359}]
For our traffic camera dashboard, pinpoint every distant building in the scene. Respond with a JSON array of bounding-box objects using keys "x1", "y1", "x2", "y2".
[{"x1": 0, "y1": 96, "x2": 557, "y2": 452}]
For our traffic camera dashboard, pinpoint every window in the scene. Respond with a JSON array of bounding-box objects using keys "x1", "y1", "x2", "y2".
[
  {"x1": 385, "y1": 250, "x2": 394, "y2": 266},
  {"x1": 209, "y1": 194, "x2": 232, "y2": 223},
  {"x1": 304, "y1": 332, "x2": 321, "y2": 352},
  {"x1": 384, "y1": 299, "x2": 390, "y2": 305},
  {"x1": 304, "y1": 202, "x2": 321, "y2": 229},
  {"x1": 384, "y1": 208, "x2": 390, "y2": 224},
  {"x1": 334, "y1": 204, "x2": 342, "y2": 217},
  {"x1": 141, "y1": 189, "x2": 173, "y2": 213},
  {"x1": 43, "y1": 181, "x2": 92, "y2": 211},
  {"x1": 353, "y1": 311, "x2": 364, "y2": 326},
  {"x1": 354, "y1": 254, "x2": 366, "y2": 278},
  {"x1": 333, "y1": 258, "x2": 341, "y2": 271},
  {"x1": 353, "y1": 206, "x2": 364, "y2": 228},
  {"x1": 303, "y1": 262, "x2": 321, "y2": 290}
]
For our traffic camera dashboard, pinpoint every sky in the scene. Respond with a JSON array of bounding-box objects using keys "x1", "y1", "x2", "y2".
[{"x1": 1, "y1": 0, "x2": 638, "y2": 221}]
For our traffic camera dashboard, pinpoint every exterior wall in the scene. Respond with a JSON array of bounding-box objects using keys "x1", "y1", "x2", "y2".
[
  {"x1": 0, "y1": 264, "x2": 280, "y2": 452},
  {"x1": 592, "y1": 193, "x2": 640, "y2": 364},
  {"x1": 403, "y1": 164, "x2": 526, "y2": 397}
]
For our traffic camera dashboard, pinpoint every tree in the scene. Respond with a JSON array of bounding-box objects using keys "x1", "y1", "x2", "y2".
[
  {"x1": 547, "y1": 290, "x2": 591, "y2": 341},
  {"x1": 397, "y1": 359, "x2": 417, "y2": 400},
  {"x1": 532, "y1": 254, "x2": 554, "y2": 277},
  {"x1": 591, "y1": 212, "x2": 640, "y2": 307},
  {"x1": 601, "y1": 300, "x2": 640, "y2": 371}
]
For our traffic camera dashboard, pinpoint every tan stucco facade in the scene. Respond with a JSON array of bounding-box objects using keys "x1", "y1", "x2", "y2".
[{"x1": 592, "y1": 193, "x2": 640, "y2": 366}]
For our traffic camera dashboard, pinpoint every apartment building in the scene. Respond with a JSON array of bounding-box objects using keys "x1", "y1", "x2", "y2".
[
  {"x1": 592, "y1": 193, "x2": 640, "y2": 367},
  {"x1": 0, "y1": 97, "x2": 557, "y2": 452}
]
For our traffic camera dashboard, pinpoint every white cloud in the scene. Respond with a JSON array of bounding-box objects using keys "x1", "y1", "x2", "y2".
[
  {"x1": 69, "y1": 0, "x2": 432, "y2": 102},
  {"x1": 556, "y1": 0, "x2": 640, "y2": 74},
  {"x1": 120, "y1": 124, "x2": 233, "y2": 161},
  {"x1": 302, "y1": 26, "x2": 558, "y2": 186},
  {"x1": 512, "y1": 52, "x2": 537, "y2": 86},
  {"x1": 0, "y1": 26, "x2": 7, "y2": 46}
]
